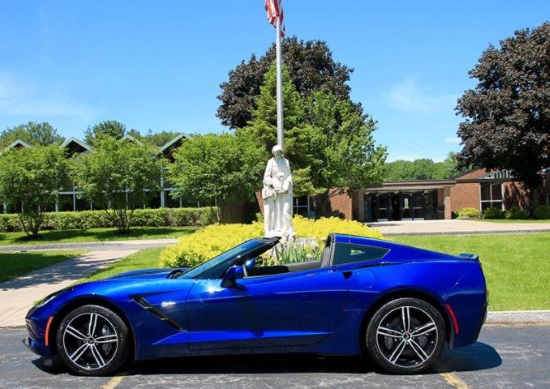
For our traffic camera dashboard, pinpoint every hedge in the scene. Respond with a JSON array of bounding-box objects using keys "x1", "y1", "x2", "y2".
[
  {"x1": 533, "y1": 205, "x2": 550, "y2": 220},
  {"x1": 158, "y1": 215, "x2": 384, "y2": 268},
  {"x1": 0, "y1": 207, "x2": 218, "y2": 232}
]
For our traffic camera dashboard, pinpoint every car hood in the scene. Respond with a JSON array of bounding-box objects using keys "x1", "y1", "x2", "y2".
[{"x1": 107, "y1": 268, "x2": 189, "y2": 280}]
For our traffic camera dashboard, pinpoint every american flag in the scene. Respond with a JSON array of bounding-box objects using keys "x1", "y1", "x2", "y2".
[{"x1": 265, "y1": 0, "x2": 285, "y2": 37}]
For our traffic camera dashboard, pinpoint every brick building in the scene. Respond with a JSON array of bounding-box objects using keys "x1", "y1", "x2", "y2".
[{"x1": 320, "y1": 168, "x2": 550, "y2": 222}]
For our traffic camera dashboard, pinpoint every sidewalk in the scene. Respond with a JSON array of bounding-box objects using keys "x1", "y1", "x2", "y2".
[
  {"x1": 1, "y1": 227, "x2": 549, "y2": 328},
  {"x1": 368, "y1": 219, "x2": 550, "y2": 236},
  {"x1": 0, "y1": 239, "x2": 177, "y2": 328}
]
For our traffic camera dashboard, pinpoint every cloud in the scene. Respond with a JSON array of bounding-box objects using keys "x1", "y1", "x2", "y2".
[
  {"x1": 385, "y1": 77, "x2": 457, "y2": 113},
  {"x1": 0, "y1": 70, "x2": 94, "y2": 118}
]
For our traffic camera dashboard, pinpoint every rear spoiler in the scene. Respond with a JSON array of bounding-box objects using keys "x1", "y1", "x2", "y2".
[{"x1": 459, "y1": 253, "x2": 480, "y2": 261}]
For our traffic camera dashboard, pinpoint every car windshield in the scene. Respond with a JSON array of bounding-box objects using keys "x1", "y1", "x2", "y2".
[{"x1": 180, "y1": 238, "x2": 273, "y2": 279}]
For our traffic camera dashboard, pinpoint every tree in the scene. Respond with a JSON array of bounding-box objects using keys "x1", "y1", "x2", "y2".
[
  {"x1": 300, "y1": 91, "x2": 387, "y2": 212},
  {"x1": 434, "y1": 152, "x2": 466, "y2": 179},
  {"x1": 217, "y1": 37, "x2": 356, "y2": 129},
  {"x1": 84, "y1": 120, "x2": 127, "y2": 145},
  {"x1": 143, "y1": 130, "x2": 183, "y2": 147},
  {"x1": 383, "y1": 154, "x2": 465, "y2": 181},
  {"x1": 456, "y1": 22, "x2": 550, "y2": 207},
  {"x1": 0, "y1": 145, "x2": 69, "y2": 237},
  {"x1": 169, "y1": 133, "x2": 267, "y2": 220},
  {"x1": 71, "y1": 137, "x2": 164, "y2": 234},
  {"x1": 238, "y1": 64, "x2": 306, "y2": 150},
  {"x1": 240, "y1": 65, "x2": 387, "y2": 214},
  {"x1": 0, "y1": 121, "x2": 64, "y2": 149}
]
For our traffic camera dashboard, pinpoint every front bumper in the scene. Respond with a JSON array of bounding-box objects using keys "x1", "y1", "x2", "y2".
[{"x1": 24, "y1": 317, "x2": 54, "y2": 359}]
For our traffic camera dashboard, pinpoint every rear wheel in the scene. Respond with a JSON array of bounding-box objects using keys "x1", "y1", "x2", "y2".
[
  {"x1": 56, "y1": 305, "x2": 130, "y2": 376},
  {"x1": 365, "y1": 298, "x2": 445, "y2": 374}
]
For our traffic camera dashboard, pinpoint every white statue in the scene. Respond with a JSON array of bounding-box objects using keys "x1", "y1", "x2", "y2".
[{"x1": 262, "y1": 145, "x2": 295, "y2": 237}]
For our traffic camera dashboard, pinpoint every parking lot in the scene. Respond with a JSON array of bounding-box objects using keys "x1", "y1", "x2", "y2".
[
  {"x1": 3, "y1": 324, "x2": 549, "y2": 389},
  {"x1": 3, "y1": 225, "x2": 550, "y2": 388}
]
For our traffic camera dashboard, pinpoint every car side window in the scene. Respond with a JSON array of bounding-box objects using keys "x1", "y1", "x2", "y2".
[{"x1": 333, "y1": 243, "x2": 389, "y2": 266}]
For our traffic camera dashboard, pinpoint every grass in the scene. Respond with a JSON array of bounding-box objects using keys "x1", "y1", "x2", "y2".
[
  {"x1": 78, "y1": 247, "x2": 165, "y2": 283},
  {"x1": 391, "y1": 233, "x2": 550, "y2": 311},
  {"x1": 1, "y1": 226, "x2": 548, "y2": 311},
  {"x1": 470, "y1": 219, "x2": 550, "y2": 224},
  {"x1": 0, "y1": 251, "x2": 85, "y2": 283},
  {"x1": 0, "y1": 227, "x2": 194, "y2": 284},
  {"x1": 82, "y1": 232, "x2": 550, "y2": 311},
  {"x1": 0, "y1": 226, "x2": 195, "y2": 246}
]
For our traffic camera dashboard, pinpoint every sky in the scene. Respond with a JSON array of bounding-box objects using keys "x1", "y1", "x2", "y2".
[{"x1": 1, "y1": 1, "x2": 549, "y2": 162}]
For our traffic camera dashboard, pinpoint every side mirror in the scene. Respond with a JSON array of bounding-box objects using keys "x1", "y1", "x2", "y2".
[{"x1": 221, "y1": 265, "x2": 244, "y2": 288}]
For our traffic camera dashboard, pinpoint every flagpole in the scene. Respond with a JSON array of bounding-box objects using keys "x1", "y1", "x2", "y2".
[{"x1": 275, "y1": 14, "x2": 284, "y2": 149}]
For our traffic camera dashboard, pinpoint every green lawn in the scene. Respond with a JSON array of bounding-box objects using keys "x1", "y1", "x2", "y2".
[
  {"x1": 78, "y1": 247, "x2": 165, "y2": 283},
  {"x1": 391, "y1": 233, "x2": 550, "y2": 311},
  {"x1": 0, "y1": 227, "x2": 194, "y2": 284},
  {"x1": 1, "y1": 229, "x2": 548, "y2": 311},
  {"x1": 0, "y1": 251, "x2": 85, "y2": 283},
  {"x1": 469, "y1": 219, "x2": 550, "y2": 224},
  {"x1": 0, "y1": 226, "x2": 195, "y2": 246}
]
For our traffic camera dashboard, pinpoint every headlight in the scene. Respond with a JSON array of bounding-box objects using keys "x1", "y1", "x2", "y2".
[{"x1": 34, "y1": 287, "x2": 73, "y2": 308}]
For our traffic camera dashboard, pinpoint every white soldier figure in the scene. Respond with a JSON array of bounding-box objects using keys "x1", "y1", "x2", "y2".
[{"x1": 262, "y1": 145, "x2": 295, "y2": 237}]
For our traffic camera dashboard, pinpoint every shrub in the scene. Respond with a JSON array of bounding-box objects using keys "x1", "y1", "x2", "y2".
[
  {"x1": 482, "y1": 207, "x2": 504, "y2": 219},
  {"x1": 533, "y1": 205, "x2": 550, "y2": 220},
  {"x1": 0, "y1": 214, "x2": 20, "y2": 232},
  {"x1": 159, "y1": 222, "x2": 264, "y2": 268},
  {"x1": 158, "y1": 215, "x2": 384, "y2": 268},
  {"x1": 455, "y1": 207, "x2": 480, "y2": 219},
  {"x1": 0, "y1": 207, "x2": 218, "y2": 232},
  {"x1": 505, "y1": 206, "x2": 530, "y2": 220}
]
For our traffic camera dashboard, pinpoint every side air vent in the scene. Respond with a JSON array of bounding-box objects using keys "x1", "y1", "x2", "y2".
[{"x1": 132, "y1": 296, "x2": 186, "y2": 331}]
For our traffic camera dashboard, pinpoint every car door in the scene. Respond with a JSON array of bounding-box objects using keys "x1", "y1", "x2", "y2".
[{"x1": 185, "y1": 268, "x2": 348, "y2": 350}]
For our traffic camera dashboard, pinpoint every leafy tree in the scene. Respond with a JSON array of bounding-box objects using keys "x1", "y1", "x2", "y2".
[
  {"x1": 0, "y1": 121, "x2": 64, "y2": 149},
  {"x1": 383, "y1": 160, "x2": 425, "y2": 181},
  {"x1": 169, "y1": 133, "x2": 267, "y2": 221},
  {"x1": 456, "y1": 22, "x2": 550, "y2": 207},
  {"x1": 299, "y1": 91, "x2": 386, "y2": 212},
  {"x1": 435, "y1": 152, "x2": 465, "y2": 179},
  {"x1": 240, "y1": 65, "x2": 387, "y2": 214},
  {"x1": 0, "y1": 145, "x2": 69, "y2": 237},
  {"x1": 239, "y1": 64, "x2": 306, "y2": 150},
  {"x1": 217, "y1": 37, "x2": 356, "y2": 129},
  {"x1": 143, "y1": 130, "x2": 183, "y2": 147},
  {"x1": 383, "y1": 154, "x2": 465, "y2": 181},
  {"x1": 84, "y1": 120, "x2": 126, "y2": 145},
  {"x1": 71, "y1": 136, "x2": 164, "y2": 234}
]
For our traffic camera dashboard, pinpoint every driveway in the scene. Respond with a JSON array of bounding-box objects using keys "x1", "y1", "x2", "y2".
[
  {"x1": 368, "y1": 219, "x2": 550, "y2": 236},
  {"x1": 0, "y1": 239, "x2": 178, "y2": 327}
]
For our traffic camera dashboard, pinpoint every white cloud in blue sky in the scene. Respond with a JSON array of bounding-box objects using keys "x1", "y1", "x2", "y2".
[
  {"x1": 385, "y1": 77, "x2": 457, "y2": 114},
  {"x1": 0, "y1": 71, "x2": 94, "y2": 119}
]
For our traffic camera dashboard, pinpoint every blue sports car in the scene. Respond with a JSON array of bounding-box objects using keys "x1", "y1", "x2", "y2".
[{"x1": 24, "y1": 233, "x2": 488, "y2": 376}]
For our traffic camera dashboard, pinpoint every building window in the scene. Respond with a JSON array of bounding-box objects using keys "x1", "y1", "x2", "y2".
[
  {"x1": 480, "y1": 183, "x2": 503, "y2": 211},
  {"x1": 293, "y1": 196, "x2": 311, "y2": 217}
]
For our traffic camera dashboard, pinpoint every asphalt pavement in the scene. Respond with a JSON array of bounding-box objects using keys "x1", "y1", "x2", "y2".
[{"x1": 1, "y1": 219, "x2": 549, "y2": 328}]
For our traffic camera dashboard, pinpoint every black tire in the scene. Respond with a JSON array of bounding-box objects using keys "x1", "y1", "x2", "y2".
[
  {"x1": 56, "y1": 305, "x2": 130, "y2": 376},
  {"x1": 365, "y1": 298, "x2": 446, "y2": 374}
]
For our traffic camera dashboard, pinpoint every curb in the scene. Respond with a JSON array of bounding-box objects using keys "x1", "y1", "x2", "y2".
[
  {"x1": 486, "y1": 310, "x2": 550, "y2": 325},
  {"x1": 0, "y1": 238, "x2": 178, "y2": 252}
]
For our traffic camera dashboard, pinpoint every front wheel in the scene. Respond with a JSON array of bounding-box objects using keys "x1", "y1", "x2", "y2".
[
  {"x1": 365, "y1": 298, "x2": 446, "y2": 374},
  {"x1": 56, "y1": 305, "x2": 130, "y2": 376}
]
